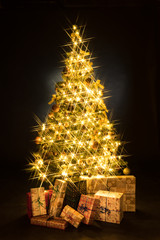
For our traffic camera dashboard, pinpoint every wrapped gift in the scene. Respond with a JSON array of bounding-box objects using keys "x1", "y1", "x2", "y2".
[
  {"x1": 30, "y1": 187, "x2": 47, "y2": 216},
  {"x1": 95, "y1": 190, "x2": 123, "y2": 224},
  {"x1": 30, "y1": 215, "x2": 68, "y2": 230},
  {"x1": 49, "y1": 179, "x2": 67, "y2": 218},
  {"x1": 63, "y1": 181, "x2": 81, "y2": 209},
  {"x1": 87, "y1": 175, "x2": 136, "y2": 212},
  {"x1": 74, "y1": 180, "x2": 87, "y2": 195},
  {"x1": 47, "y1": 217, "x2": 68, "y2": 230},
  {"x1": 77, "y1": 194, "x2": 99, "y2": 225},
  {"x1": 30, "y1": 215, "x2": 49, "y2": 226},
  {"x1": 27, "y1": 190, "x2": 53, "y2": 218},
  {"x1": 61, "y1": 205, "x2": 84, "y2": 228}
]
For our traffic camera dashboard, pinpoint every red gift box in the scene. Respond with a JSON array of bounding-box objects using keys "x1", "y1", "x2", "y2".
[
  {"x1": 27, "y1": 190, "x2": 53, "y2": 218},
  {"x1": 77, "y1": 194, "x2": 99, "y2": 225}
]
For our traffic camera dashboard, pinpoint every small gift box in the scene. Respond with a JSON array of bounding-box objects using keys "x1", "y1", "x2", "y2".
[
  {"x1": 27, "y1": 190, "x2": 53, "y2": 218},
  {"x1": 77, "y1": 194, "x2": 99, "y2": 225},
  {"x1": 49, "y1": 179, "x2": 67, "y2": 218},
  {"x1": 61, "y1": 205, "x2": 84, "y2": 228},
  {"x1": 63, "y1": 181, "x2": 81, "y2": 209},
  {"x1": 30, "y1": 215, "x2": 49, "y2": 226},
  {"x1": 30, "y1": 187, "x2": 47, "y2": 217},
  {"x1": 47, "y1": 217, "x2": 68, "y2": 230},
  {"x1": 95, "y1": 190, "x2": 124, "y2": 224}
]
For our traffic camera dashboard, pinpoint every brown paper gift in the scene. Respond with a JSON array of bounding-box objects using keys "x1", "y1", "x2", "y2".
[
  {"x1": 46, "y1": 217, "x2": 68, "y2": 230},
  {"x1": 95, "y1": 190, "x2": 123, "y2": 224},
  {"x1": 30, "y1": 215, "x2": 68, "y2": 230},
  {"x1": 49, "y1": 179, "x2": 67, "y2": 217},
  {"x1": 60, "y1": 205, "x2": 84, "y2": 228},
  {"x1": 30, "y1": 187, "x2": 47, "y2": 216},
  {"x1": 30, "y1": 215, "x2": 49, "y2": 226}
]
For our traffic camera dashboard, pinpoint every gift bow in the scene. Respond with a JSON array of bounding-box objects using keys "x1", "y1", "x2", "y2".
[
  {"x1": 34, "y1": 196, "x2": 45, "y2": 208},
  {"x1": 99, "y1": 206, "x2": 111, "y2": 215},
  {"x1": 79, "y1": 204, "x2": 94, "y2": 213},
  {"x1": 52, "y1": 185, "x2": 60, "y2": 194}
]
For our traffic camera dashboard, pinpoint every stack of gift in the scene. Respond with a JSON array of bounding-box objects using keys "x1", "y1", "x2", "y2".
[
  {"x1": 27, "y1": 175, "x2": 136, "y2": 229},
  {"x1": 28, "y1": 179, "x2": 68, "y2": 230},
  {"x1": 87, "y1": 175, "x2": 136, "y2": 212}
]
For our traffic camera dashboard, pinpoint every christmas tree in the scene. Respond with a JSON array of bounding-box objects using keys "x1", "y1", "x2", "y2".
[{"x1": 29, "y1": 25, "x2": 127, "y2": 186}]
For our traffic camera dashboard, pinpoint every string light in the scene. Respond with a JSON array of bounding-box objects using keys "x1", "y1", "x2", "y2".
[{"x1": 29, "y1": 25, "x2": 127, "y2": 184}]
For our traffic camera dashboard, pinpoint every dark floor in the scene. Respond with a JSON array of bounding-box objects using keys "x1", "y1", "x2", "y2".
[{"x1": 1, "y1": 162, "x2": 160, "y2": 240}]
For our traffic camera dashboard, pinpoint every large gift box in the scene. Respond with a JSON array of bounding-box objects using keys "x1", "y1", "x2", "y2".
[
  {"x1": 77, "y1": 194, "x2": 99, "y2": 225},
  {"x1": 27, "y1": 190, "x2": 53, "y2": 218},
  {"x1": 63, "y1": 181, "x2": 81, "y2": 209},
  {"x1": 95, "y1": 190, "x2": 124, "y2": 224},
  {"x1": 30, "y1": 215, "x2": 68, "y2": 230},
  {"x1": 30, "y1": 187, "x2": 47, "y2": 216},
  {"x1": 87, "y1": 175, "x2": 136, "y2": 212},
  {"x1": 60, "y1": 205, "x2": 84, "y2": 228},
  {"x1": 49, "y1": 179, "x2": 67, "y2": 218}
]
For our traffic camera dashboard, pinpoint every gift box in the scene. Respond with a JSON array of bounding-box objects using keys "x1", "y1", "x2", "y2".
[
  {"x1": 74, "y1": 180, "x2": 87, "y2": 195},
  {"x1": 30, "y1": 187, "x2": 47, "y2": 217},
  {"x1": 30, "y1": 215, "x2": 49, "y2": 226},
  {"x1": 77, "y1": 194, "x2": 99, "y2": 225},
  {"x1": 63, "y1": 181, "x2": 81, "y2": 209},
  {"x1": 47, "y1": 217, "x2": 68, "y2": 230},
  {"x1": 27, "y1": 190, "x2": 53, "y2": 218},
  {"x1": 49, "y1": 179, "x2": 67, "y2": 218},
  {"x1": 61, "y1": 205, "x2": 84, "y2": 228},
  {"x1": 30, "y1": 215, "x2": 68, "y2": 230},
  {"x1": 87, "y1": 175, "x2": 136, "y2": 212},
  {"x1": 95, "y1": 190, "x2": 124, "y2": 224}
]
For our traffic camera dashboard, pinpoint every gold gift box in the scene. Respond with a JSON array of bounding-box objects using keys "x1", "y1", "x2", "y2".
[
  {"x1": 30, "y1": 187, "x2": 47, "y2": 217},
  {"x1": 49, "y1": 179, "x2": 67, "y2": 217},
  {"x1": 95, "y1": 190, "x2": 124, "y2": 224},
  {"x1": 61, "y1": 205, "x2": 84, "y2": 228}
]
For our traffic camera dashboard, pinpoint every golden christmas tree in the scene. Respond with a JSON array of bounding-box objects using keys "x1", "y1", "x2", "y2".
[{"x1": 29, "y1": 25, "x2": 128, "y2": 186}]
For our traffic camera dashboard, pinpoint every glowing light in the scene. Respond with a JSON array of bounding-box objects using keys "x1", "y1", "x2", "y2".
[
  {"x1": 29, "y1": 24, "x2": 127, "y2": 185},
  {"x1": 62, "y1": 171, "x2": 68, "y2": 176}
]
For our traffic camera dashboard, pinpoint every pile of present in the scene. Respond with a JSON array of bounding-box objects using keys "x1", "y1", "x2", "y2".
[{"x1": 27, "y1": 175, "x2": 136, "y2": 230}]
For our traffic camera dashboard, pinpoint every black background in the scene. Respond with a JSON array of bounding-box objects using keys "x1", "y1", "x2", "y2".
[{"x1": 1, "y1": 1, "x2": 160, "y2": 240}]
